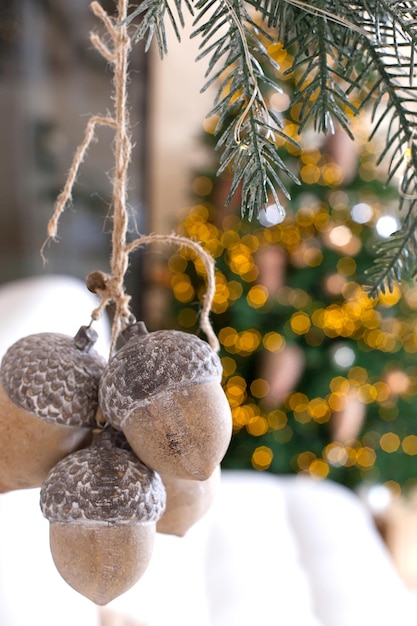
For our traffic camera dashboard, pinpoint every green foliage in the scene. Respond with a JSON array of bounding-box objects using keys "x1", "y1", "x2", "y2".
[{"x1": 124, "y1": 0, "x2": 417, "y2": 295}]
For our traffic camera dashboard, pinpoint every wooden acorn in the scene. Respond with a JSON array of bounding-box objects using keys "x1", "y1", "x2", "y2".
[
  {"x1": 99, "y1": 322, "x2": 232, "y2": 481},
  {"x1": 0, "y1": 326, "x2": 105, "y2": 492},
  {"x1": 157, "y1": 465, "x2": 221, "y2": 536},
  {"x1": 40, "y1": 428, "x2": 166, "y2": 605}
]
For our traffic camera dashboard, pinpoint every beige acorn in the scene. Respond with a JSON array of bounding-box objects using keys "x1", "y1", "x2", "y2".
[
  {"x1": 40, "y1": 428, "x2": 166, "y2": 605},
  {"x1": 0, "y1": 326, "x2": 105, "y2": 492},
  {"x1": 157, "y1": 465, "x2": 221, "y2": 536},
  {"x1": 99, "y1": 322, "x2": 232, "y2": 481}
]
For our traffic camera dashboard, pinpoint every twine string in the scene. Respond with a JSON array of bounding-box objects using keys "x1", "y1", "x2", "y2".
[
  {"x1": 42, "y1": 0, "x2": 219, "y2": 354},
  {"x1": 124, "y1": 233, "x2": 220, "y2": 352}
]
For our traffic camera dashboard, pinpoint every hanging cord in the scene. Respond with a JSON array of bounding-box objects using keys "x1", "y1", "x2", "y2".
[{"x1": 41, "y1": 0, "x2": 219, "y2": 354}]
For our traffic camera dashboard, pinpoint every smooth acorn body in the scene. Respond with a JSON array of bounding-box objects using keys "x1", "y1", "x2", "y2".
[
  {"x1": 157, "y1": 465, "x2": 221, "y2": 536},
  {"x1": 99, "y1": 324, "x2": 232, "y2": 480},
  {"x1": 40, "y1": 429, "x2": 166, "y2": 605},
  {"x1": 0, "y1": 327, "x2": 105, "y2": 491},
  {"x1": 0, "y1": 384, "x2": 91, "y2": 491},
  {"x1": 49, "y1": 522, "x2": 154, "y2": 606}
]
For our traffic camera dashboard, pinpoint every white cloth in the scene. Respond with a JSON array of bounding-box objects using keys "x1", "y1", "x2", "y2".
[{"x1": 0, "y1": 276, "x2": 414, "y2": 626}]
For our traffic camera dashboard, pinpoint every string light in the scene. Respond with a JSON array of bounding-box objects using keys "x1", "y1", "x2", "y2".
[{"x1": 167, "y1": 101, "x2": 417, "y2": 494}]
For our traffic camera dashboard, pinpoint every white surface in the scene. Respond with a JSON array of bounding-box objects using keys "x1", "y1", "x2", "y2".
[
  {"x1": 0, "y1": 276, "x2": 414, "y2": 626},
  {"x1": 0, "y1": 274, "x2": 110, "y2": 358}
]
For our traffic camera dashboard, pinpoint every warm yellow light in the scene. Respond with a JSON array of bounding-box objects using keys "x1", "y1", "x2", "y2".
[
  {"x1": 356, "y1": 447, "x2": 377, "y2": 468},
  {"x1": 218, "y1": 327, "x2": 238, "y2": 351},
  {"x1": 328, "y1": 375, "x2": 348, "y2": 392},
  {"x1": 232, "y1": 405, "x2": 256, "y2": 428},
  {"x1": 221, "y1": 229, "x2": 240, "y2": 249},
  {"x1": 168, "y1": 254, "x2": 188, "y2": 272},
  {"x1": 250, "y1": 378, "x2": 270, "y2": 398},
  {"x1": 267, "y1": 410, "x2": 288, "y2": 430},
  {"x1": 247, "y1": 416, "x2": 269, "y2": 436},
  {"x1": 357, "y1": 383, "x2": 378, "y2": 403},
  {"x1": 321, "y1": 162, "x2": 344, "y2": 186},
  {"x1": 290, "y1": 311, "x2": 311, "y2": 335},
  {"x1": 324, "y1": 443, "x2": 349, "y2": 467},
  {"x1": 225, "y1": 377, "x2": 247, "y2": 407},
  {"x1": 300, "y1": 164, "x2": 321, "y2": 184},
  {"x1": 267, "y1": 41, "x2": 287, "y2": 62},
  {"x1": 379, "y1": 432, "x2": 401, "y2": 453},
  {"x1": 263, "y1": 331, "x2": 286, "y2": 353},
  {"x1": 402, "y1": 435, "x2": 417, "y2": 455},
  {"x1": 309, "y1": 397, "x2": 331, "y2": 423},
  {"x1": 236, "y1": 329, "x2": 262, "y2": 354},
  {"x1": 247, "y1": 285, "x2": 269, "y2": 308},
  {"x1": 221, "y1": 356, "x2": 237, "y2": 377},
  {"x1": 378, "y1": 283, "x2": 401, "y2": 307},
  {"x1": 327, "y1": 391, "x2": 347, "y2": 412},
  {"x1": 288, "y1": 392, "x2": 309, "y2": 411},
  {"x1": 171, "y1": 277, "x2": 195, "y2": 303},
  {"x1": 227, "y1": 280, "x2": 243, "y2": 301},
  {"x1": 297, "y1": 451, "x2": 316, "y2": 470},
  {"x1": 251, "y1": 446, "x2": 274, "y2": 470},
  {"x1": 308, "y1": 459, "x2": 330, "y2": 479},
  {"x1": 348, "y1": 366, "x2": 369, "y2": 385}
]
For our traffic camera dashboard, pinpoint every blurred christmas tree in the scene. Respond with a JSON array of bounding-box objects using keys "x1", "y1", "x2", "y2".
[{"x1": 162, "y1": 45, "x2": 417, "y2": 494}]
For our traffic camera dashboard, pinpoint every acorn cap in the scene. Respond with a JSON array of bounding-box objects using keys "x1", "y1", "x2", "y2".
[
  {"x1": 40, "y1": 430, "x2": 166, "y2": 525},
  {"x1": 0, "y1": 328, "x2": 105, "y2": 428},
  {"x1": 99, "y1": 325, "x2": 222, "y2": 429}
]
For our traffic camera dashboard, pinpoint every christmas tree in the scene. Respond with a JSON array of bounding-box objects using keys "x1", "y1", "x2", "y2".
[{"x1": 165, "y1": 66, "x2": 417, "y2": 494}]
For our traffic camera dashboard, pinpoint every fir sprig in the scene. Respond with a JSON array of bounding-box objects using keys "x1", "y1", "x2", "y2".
[
  {"x1": 192, "y1": 0, "x2": 300, "y2": 219},
  {"x1": 123, "y1": 0, "x2": 417, "y2": 293},
  {"x1": 124, "y1": 0, "x2": 193, "y2": 56}
]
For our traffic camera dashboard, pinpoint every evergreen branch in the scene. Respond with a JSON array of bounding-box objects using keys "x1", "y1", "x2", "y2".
[
  {"x1": 364, "y1": 208, "x2": 417, "y2": 297},
  {"x1": 192, "y1": 0, "x2": 301, "y2": 219},
  {"x1": 121, "y1": 0, "x2": 194, "y2": 56},
  {"x1": 342, "y1": 25, "x2": 417, "y2": 292}
]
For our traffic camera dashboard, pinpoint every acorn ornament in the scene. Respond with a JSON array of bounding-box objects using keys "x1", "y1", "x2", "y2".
[
  {"x1": 157, "y1": 465, "x2": 221, "y2": 537},
  {"x1": 40, "y1": 428, "x2": 166, "y2": 605},
  {"x1": 99, "y1": 322, "x2": 232, "y2": 481},
  {"x1": 0, "y1": 326, "x2": 105, "y2": 492}
]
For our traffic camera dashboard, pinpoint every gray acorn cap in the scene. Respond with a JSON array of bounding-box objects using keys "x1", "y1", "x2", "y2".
[
  {"x1": 99, "y1": 327, "x2": 222, "y2": 429},
  {"x1": 40, "y1": 430, "x2": 166, "y2": 524},
  {"x1": 0, "y1": 330, "x2": 106, "y2": 427}
]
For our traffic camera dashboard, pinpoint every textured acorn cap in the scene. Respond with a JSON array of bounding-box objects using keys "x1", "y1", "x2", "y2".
[
  {"x1": 0, "y1": 328, "x2": 105, "y2": 428},
  {"x1": 40, "y1": 429, "x2": 166, "y2": 524},
  {"x1": 99, "y1": 326, "x2": 222, "y2": 429}
]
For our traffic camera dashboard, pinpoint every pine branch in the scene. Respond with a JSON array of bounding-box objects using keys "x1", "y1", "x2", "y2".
[
  {"x1": 122, "y1": 0, "x2": 193, "y2": 56},
  {"x1": 192, "y1": 0, "x2": 300, "y2": 219},
  {"x1": 364, "y1": 210, "x2": 417, "y2": 297},
  {"x1": 249, "y1": 1, "x2": 417, "y2": 293},
  {"x1": 122, "y1": 0, "x2": 417, "y2": 291},
  {"x1": 351, "y1": 17, "x2": 417, "y2": 293}
]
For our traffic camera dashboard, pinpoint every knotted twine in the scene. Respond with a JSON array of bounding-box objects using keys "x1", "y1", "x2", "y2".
[{"x1": 41, "y1": 0, "x2": 219, "y2": 355}]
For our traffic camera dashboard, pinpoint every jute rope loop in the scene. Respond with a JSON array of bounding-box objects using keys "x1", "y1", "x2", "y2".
[{"x1": 41, "y1": 0, "x2": 219, "y2": 355}]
